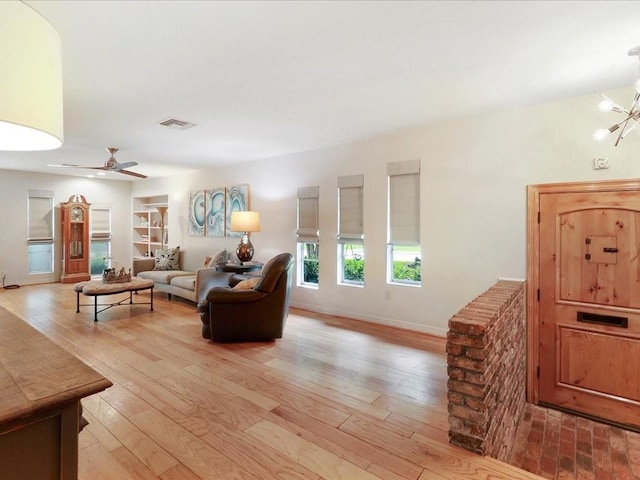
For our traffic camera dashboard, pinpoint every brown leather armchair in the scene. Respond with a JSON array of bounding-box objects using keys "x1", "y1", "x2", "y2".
[{"x1": 197, "y1": 253, "x2": 294, "y2": 342}]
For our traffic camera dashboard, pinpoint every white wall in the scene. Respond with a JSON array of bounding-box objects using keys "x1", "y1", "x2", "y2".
[
  {"x1": 0, "y1": 86, "x2": 631, "y2": 336},
  {"x1": 0, "y1": 170, "x2": 131, "y2": 286},
  {"x1": 133, "y1": 86, "x2": 640, "y2": 337}
]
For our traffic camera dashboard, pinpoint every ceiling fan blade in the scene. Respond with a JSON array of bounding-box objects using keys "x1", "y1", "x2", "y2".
[
  {"x1": 119, "y1": 169, "x2": 147, "y2": 179},
  {"x1": 113, "y1": 161, "x2": 138, "y2": 170},
  {"x1": 50, "y1": 148, "x2": 147, "y2": 178}
]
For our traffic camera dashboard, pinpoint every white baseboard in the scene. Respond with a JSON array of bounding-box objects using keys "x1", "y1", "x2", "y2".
[{"x1": 289, "y1": 300, "x2": 447, "y2": 338}]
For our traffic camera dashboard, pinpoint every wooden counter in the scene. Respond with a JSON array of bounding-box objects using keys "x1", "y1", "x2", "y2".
[{"x1": 0, "y1": 306, "x2": 112, "y2": 479}]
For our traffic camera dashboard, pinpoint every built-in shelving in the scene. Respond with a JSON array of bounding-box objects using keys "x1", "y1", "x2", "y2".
[{"x1": 132, "y1": 195, "x2": 168, "y2": 259}]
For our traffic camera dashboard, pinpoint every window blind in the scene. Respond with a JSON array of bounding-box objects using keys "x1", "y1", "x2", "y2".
[
  {"x1": 91, "y1": 204, "x2": 111, "y2": 239},
  {"x1": 337, "y1": 174, "x2": 364, "y2": 243},
  {"x1": 297, "y1": 186, "x2": 319, "y2": 243},
  {"x1": 27, "y1": 190, "x2": 53, "y2": 243},
  {"x1": 388, "y1": 160, "x2": 420, "y2": 245}
]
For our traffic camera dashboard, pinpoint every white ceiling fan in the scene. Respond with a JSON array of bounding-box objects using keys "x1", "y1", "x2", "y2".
[{"x1": 49, "y1": 147, "x2": 147, "y2": 178}]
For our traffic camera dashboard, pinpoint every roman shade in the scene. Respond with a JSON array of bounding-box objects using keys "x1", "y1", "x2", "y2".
[
  {"x1": 337, "y1": 174, "x2": 364, "y2": 243},
  {"x1": 387, "y1": 160, "x2": 420, "y2": 245},
  {"x1": 27, "y1": 189, "x2": 53, "y2": 243},
  {"x1": 297, "y1": 186, "x2": 319, "y2": 243},
  {"x1": 91, "y1": 204, "x2": 111, "y2": 239}
]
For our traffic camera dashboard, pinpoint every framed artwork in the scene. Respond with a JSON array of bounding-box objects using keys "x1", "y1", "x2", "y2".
[
  {"x1": 225, "y1": 184, "x2": 249, "y2": 237},
  {"x1": 205, "y1": 188, "x2": 226, "y2": 237},
  {"x1": 188, "y1": 185, "x2": 250, "y2": 237},
  {"x1": 188, "y1": 190, "x2": 205, "y2": 236}
]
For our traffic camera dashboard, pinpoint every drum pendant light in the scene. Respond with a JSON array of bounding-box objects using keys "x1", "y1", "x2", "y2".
[{"x1": 0, "y1": 1, "x2": 63, "y2": 151}]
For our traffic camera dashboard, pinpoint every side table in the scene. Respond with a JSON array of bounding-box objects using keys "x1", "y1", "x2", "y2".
[{"x1": 215, "y1": 262, "x2": 263, "y2": 274}]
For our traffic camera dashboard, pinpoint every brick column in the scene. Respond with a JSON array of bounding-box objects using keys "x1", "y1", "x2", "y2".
[{"x1": 447, "y1": 280, "x2": 526, "y2": 461}]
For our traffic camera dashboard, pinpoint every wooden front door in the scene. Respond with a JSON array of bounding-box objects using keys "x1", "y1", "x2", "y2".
[{"x1": 535, "y1": 184, "x2": 640, "y2": 428}]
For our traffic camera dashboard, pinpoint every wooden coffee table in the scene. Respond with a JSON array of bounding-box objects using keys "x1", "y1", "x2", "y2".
[{"x1": 74, "y1": 278, "x2": 154, "y2": 321}]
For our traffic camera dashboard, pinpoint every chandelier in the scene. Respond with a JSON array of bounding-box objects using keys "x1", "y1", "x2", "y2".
[{"x1": 593, "y1": 46, "x2": 640, "y2": 146}]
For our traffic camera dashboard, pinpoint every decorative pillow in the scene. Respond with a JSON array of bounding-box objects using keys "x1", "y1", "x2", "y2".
[
  {"x1": 153, "y1": 246, "x2": 181, "y2": 271},
  {"x1": 203, "y1": 256, "x2": 212, "y2": 267},
  {"x1": 232, "y1": 277, "x2": 260, "y2": 290},
  {"x1": 206, "y1": 249, "x2": 227, "y2": 267}
]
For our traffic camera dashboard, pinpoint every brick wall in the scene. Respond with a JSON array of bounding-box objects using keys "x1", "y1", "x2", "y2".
[{"x1": 447, "y1": 280, "x2": 526, "y2": 461}]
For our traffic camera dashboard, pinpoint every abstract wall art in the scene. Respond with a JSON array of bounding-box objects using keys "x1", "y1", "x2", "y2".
[
  {"x1": 205, "y1": 188, "x2": 226, "y2": 237},
  {"x1": 188, "y1": 185, "x2": 250, "y2": 237},
  {"x1": 225, "y1": 184, "x2": 249, "y2": 237},
  {"x1": 188, "y1": 190, "x2": 205, "y2": 236}
]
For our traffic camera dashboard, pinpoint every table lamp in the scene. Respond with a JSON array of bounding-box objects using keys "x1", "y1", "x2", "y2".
[{"x1": 230, "y1": 211, "x2": 260, "y2": 264}]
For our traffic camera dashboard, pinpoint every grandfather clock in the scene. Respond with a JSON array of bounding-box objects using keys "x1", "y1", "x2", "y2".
[{"x1": 60, "y1": 194, "x2": 91, "y2": 283}]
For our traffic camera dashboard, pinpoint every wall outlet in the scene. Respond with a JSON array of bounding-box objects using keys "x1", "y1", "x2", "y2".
[{"x1": 594, "y1": 157, "x2": 610, "y2": 170}]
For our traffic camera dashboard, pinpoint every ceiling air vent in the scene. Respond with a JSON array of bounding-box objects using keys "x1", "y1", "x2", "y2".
[{"x1": 157, "y1": 118, "x2": 197, "y2": 130}]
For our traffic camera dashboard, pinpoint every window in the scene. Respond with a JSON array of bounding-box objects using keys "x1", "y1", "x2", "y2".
[
  {"x1": 297, "y1": 186, "x2": 319, "y2": 287},
  {"x1": 337, "y1": 174, "x2": 364, "y2": 286},
  {"x1": 27, "y1": 190, "x2": 54, "y2": 274},
  {"x1": 387, "y1": 160, "x2": 421, "y2": 285},
  {"x1": 90, "y1": 204, "x2": 112, "y2": 275}
]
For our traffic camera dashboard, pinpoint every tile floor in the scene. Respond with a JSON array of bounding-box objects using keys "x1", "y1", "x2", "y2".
[{"x1": 508, "y1": 404, "x2": 640, "y2": 479}]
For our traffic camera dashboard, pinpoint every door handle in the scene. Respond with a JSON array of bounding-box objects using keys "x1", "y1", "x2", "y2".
[{"x1": 603, "y1": 247, "x2": 619, "y2": 253}]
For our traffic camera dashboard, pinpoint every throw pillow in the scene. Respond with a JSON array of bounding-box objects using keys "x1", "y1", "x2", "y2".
[
  {"x1": 153, "y1": 246, "x2": 181, "y2": 271},
  {"x1": 232, "y1": 277, "x2": 260, "y2": 290},
  {"x1": 203, "y1": 256, "x2": 212, "y2": 267},
  {"x1": 207, "y1": 249, "x2": 227, "y2": 267}
]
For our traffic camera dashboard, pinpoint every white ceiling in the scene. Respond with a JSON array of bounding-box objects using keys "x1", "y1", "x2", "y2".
[{"x1": 3, "y1": 0, "x2": 640, "y2": 180}]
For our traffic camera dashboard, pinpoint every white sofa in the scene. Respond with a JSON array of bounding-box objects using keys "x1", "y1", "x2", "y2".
[{"x1": 133, "y1": 251, "x2": 233, "y2": 303}]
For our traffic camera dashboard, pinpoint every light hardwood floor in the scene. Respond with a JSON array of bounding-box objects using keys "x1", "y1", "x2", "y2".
[{"x1": 0, "y1": 283, "x2": 543, "y2": 480}]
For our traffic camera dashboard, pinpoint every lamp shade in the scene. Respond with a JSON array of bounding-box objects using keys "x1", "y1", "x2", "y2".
[
  {"x1": 230, "y1": 211, "x2": 260, "y2": 232},
  {"x1": 0, "y1": 1, "x2": 63, "y2": 151}
]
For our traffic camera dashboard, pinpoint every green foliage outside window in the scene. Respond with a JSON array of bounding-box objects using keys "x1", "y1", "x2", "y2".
[
  {"x1": 90, "y1": 257, "x2": 107, "y2": 275},
  {"x1": 306, "y1": 259, "x2": 420, "y2": 282},
  {"x1": 303, "y1": 259, "x2": 319, "y2": 283},
  {"x1": 302, "y1": 242, "x2": 319, "y2": 284},
  {"x1": 90, "y1": 241, "x2": 110, "y2": 275},
  {"x1": 302, "y1": 246, "x2": 420, "y2": 283},
  {"x1": 343, "y1": 258, "x2": 364, "y2": 282},
  {"x1": 393, "y1": 259, "x2": 421, "y2": 282}
]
